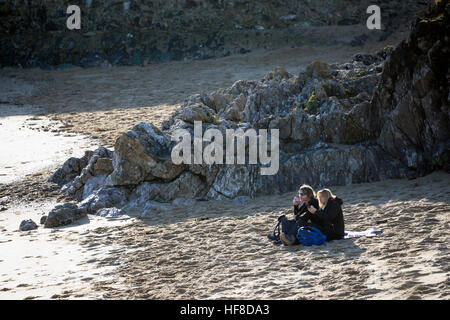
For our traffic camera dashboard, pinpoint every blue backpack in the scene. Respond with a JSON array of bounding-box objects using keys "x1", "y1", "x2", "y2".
[{"x1": 297, "y1": 226, "x2": 327, "y2": 246}]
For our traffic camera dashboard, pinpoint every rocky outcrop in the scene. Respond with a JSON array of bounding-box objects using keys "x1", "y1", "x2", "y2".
[
  {"x1": 49, "y1": 48, "x2": 396, "y2": 210},
  {"x1": 370, "y1": 0, "x2": 450, "y2": 175},
  {"x1": 45, "y1": 1, "x2": 449, "y2": 225},
  {"x1": 52, "y1": 146, "x2": 114, "y2": 201},
  {"x1": 48, "y1": 151, "x2": 93, "y2": 187},
  {"x1": 0, "y1": 0, "x2": 426, "y2": 69}
]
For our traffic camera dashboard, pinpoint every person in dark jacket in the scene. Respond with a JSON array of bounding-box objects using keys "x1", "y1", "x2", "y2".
[
  {"x1": 279, "y1": 184, "x2": 320, "y2": 245},
  {"x1": 293, "y1": 185, "x2": 320, "y2": 225},
  {"x1": 304, "y1": 188, "x2": 345, "y2": 241}
]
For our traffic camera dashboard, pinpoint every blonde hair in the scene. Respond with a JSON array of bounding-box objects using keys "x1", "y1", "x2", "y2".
[
  {"x1": 299, "y1": 184, "x2": 316, "y2": 199},
  {"x1": 317, "y1": 188, "x2": 335, "y2": 208}
]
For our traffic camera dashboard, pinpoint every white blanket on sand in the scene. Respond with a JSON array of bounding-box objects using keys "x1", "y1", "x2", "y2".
[{"x1": 344, "y1": 228, "x2": 383, "y2": 239}]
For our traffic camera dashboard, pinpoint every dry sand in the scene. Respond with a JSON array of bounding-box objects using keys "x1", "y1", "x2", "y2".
[
  {"x1": 0, "y1": 30, "x2": 449, "y2": 300},
  {"x1": 1, "y1": 172, "x2": 448, "y2": 299}
]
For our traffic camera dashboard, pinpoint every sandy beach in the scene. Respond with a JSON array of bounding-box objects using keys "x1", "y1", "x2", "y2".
[
  {"x1": 1, "y1": 171, "x2": 448, "y2": 299},
  {"x1": 0, "y1": 28, "x2": 449, "y2": 299}
]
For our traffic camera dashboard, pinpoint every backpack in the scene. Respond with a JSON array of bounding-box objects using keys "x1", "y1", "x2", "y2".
[
  {"x1": 268, "y1": 215, "x2": 298, "y2": 244},
  {"x1": 279, "y1": 215, "x2": 298, "y2": 237},
  {"x1": 296, "y1": 226, "x2": 327, "y2": 246}
]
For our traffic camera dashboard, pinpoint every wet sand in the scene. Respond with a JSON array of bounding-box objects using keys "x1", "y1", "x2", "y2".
[{"x1": 0, "y1": 199, "x2": 135, "y2": 300}]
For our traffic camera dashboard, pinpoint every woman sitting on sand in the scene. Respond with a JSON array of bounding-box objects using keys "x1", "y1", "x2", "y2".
[
  {"x1": 300, "y1": 188, "x2": 345, "y2": 242},
  {"x1": 277, "y1": 184, "x2": 321, "y2": 245},
  {"x1": 293, "y1": 184, "x2": 320, "y2": 225}
]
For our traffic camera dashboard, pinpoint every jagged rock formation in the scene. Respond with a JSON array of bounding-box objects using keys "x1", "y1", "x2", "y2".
[
  {"x1": 46, "y1": 0, "x2": 449, "y2": 223},
  {"x1": 0, "y1": 0, "x2": 426, "y2": 69},
  {"x1": 49, "y1": 146, "x2": 113, "y2": 201},
  {"x1": 370, "y1": 0, "x2": 450, "y2": 175}
]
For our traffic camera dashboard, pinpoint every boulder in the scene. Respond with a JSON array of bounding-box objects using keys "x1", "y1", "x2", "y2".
[
  {"x1": 305, "y1": 60, "x2": 333, "y2": 79},
  {"x1": 19, "y1": 219, "x2": 38, "y2": 231},
  {"x1": 82, "y1": 174, "x2": 108, "y2": 200},
  {"x1": 126, "y1": 171, "x2": 206, "y2": 204},
  {"x1": 107, "y1": 122, "x2": 174, "y2": 185},
  {"x1": 44, "y1": 203, "x2": 86, "y2": 228},
  {"x1": 207, "y1": 165, "x2": 259, "y2": 200},
  {"x1": 179, "y1": 103, "x2": 217, "y2": 124}
]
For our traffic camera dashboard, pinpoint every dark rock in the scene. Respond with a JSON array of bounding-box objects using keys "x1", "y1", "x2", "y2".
[
  {"x1": 370, "y1": 0, "x2": 450, "y2": 175},
  {"x1": 48, "y1": 157, "x2": 81, "y2": 186},
  {"x1": 44, "y1": 202, "x2": 86, "y2": 228},
  {"x1": 40, "y1": 215, "x2": 47, "y2": 225},
  {"x1": 48, "y1": 150, "x2": 94, "y2": 186},
  {"x1": 0, "y1": 1, "x2": 424, "y2": 69},
  {"x1": 19, "y1": 219, "x2": 38, "y2": 231},
  {"x1": 80, "y1": 52, "x2": 108, "y2": 68}
]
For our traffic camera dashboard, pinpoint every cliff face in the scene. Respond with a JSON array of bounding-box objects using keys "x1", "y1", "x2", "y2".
[
  {"x1": 1, "y1": 0, "x2": 425, "y2": 69},
  {"x1": 370, "y1": 0, "x2": 450, "y2": 175}
]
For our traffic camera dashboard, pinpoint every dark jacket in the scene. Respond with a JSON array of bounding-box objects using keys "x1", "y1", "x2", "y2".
[
  {"x1": 294, "y1": 198, "x2": 320, "y2": 223},
  {"x1": 314, "y1": 197, "x2": 345, "y2": 240}
]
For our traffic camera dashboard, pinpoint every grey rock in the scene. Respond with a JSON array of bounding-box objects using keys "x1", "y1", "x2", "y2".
[
  {"x1": 207, "y1": 165, "x2": 259, "y2": 200},
  {"x1": 44, "y1": 203, "x2": 86, "y2": 228},
  {"x1": 96, "y1": 207, "x2": 124, "y2": 218},
  {"x1": 82, "y1": 174, "x2": 108, "y2": 200},
  {"x1": 108, "y1": 122, "x2": 172, "y2": 185},
  {"x1": 58, "y1": 147, "x2": 113, "y2": 200},
  {"x1": 19, "y1": 219, "x2": 38, "y2": 231},
  {"x1": 79, "y1": 187, "x2": 129, "y2": 214}
]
